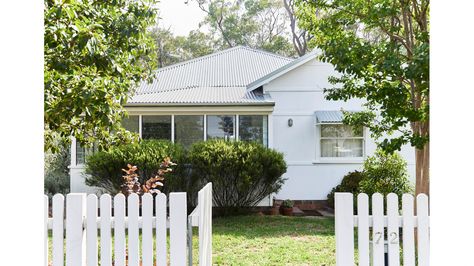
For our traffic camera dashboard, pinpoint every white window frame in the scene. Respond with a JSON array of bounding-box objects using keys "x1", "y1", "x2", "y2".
[{"x1": 314, "y1": 123, "x2": 366, "y2": 164}]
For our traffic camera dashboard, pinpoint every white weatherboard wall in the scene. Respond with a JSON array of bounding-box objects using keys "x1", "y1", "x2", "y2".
[{"x1": 264, "y1": 58, "x2": 415, "y2": 200}]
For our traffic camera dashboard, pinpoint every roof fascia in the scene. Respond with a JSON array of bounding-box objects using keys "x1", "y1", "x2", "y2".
[{"x1": 246, "y1": 49, "x2": 320, "y2": 92}]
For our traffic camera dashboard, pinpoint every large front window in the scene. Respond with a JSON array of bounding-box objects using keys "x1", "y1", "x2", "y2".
[
  {"x1": 239, "y1": 115, "x2": 268, "y2": 146},
  {"x1": 320, "y1": 124, "x2": 363, "y2": 157},
  {"x1": 121, "y1": 115, "x2": 139, "y2": 133},
  {"x1": 206, "y1": 115, "x2": 235, "y2": 140},
  {"x1": 174, "y1": 115, "x2": 204, "y2": 148},
  {"x1": 142, "y1": 115, "x2": 171, "y2": 140}
]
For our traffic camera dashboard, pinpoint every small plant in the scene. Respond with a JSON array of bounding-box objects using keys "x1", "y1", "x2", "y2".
[
  {"x1": 121, "y1": 157, "x2": 176, "y2": 196},
  {"x1": 281, "y1": 199, "x2": 293, "y2": 208}
]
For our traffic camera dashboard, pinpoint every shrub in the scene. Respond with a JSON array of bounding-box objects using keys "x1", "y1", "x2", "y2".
[
  {"x1": 326, "y1": 171, "x2": 364, "y2": 208},
  {"x1": 188, "y1": 140, "x2": 287, "y2": 214},
  {"x1": 326, "y1": 150, "x2": 413, "y2": 209},
  {"x1": 359, "y1": 149, "x2": 413, "y2": 200},
  {"x1": 281, "y1": 199, "x2": 293, "y2": 208},
  {"x1": 44, "y1": 139, "x2": 70, "y2": 196},
  {"x1": 85, "y1": 140, "x2": 188, "y2": 195}
]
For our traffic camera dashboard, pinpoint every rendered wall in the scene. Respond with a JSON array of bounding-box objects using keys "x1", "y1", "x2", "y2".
[{"x1": 265, "y1": 58, "x2": 415, "y2": 200}]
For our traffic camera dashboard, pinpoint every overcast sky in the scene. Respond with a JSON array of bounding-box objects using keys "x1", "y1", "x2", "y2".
[{"x1": 157, "y1": 0, "x2": 207, "y2": 36}]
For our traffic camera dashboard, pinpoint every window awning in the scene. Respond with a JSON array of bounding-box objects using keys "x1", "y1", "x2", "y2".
[{"x1": 314, "y1": 111, "x2": 345, "y2": 124}]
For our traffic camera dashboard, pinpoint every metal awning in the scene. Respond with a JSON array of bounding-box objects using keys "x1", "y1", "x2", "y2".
[{"x1": 314, "y1": 110, "x2": 345, "y2": 124}]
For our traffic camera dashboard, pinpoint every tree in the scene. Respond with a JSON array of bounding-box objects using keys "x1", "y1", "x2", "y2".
[
  {"x1": 193, "y1": 0, "x2": 296, "y2": 57},
  {"x1": 44, "y1": 0, "x2": 159, "y2": 152},
  {"x1": 150, "y1": 26, "x2": 215, "y2": 68},
  {"x1": 283, "y1": 0, "x2": 312, "y2": 56},
  {"x1": 296, "y1": 0, "x2": 429, "y2": 195}
]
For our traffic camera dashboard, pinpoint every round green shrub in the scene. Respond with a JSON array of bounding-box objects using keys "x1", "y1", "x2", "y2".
[
  {"x1": 84, "y1": 139, "x2": 189, "y2": 194},
  {"x1": 187, "y1": 140, "x2": 287, "y2": 213},
  {"x1": 326, "y1": 171, "x2": 364, "y2": 208},
  {"x1": 359, "y1": 149, "x2": 413, "y2": 200}
]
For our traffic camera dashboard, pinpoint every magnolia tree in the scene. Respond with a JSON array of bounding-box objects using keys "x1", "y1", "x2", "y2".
[
  {"x1": 296, "y1": 0, "x2": 429, "y2": 195},
  {"x1": 44, "y1": 0, "x2": 159, "y2": 152}
]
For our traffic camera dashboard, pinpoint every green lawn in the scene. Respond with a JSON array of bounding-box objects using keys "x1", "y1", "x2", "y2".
[
  {"x1": 49, "y1": 215, "x2": 337, "y2": 265},
  {"x1": 212, "y1": 215, "x2": 336, "y2": 265}
]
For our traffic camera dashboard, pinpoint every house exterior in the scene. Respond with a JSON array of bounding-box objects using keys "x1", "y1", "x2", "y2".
[{"x1": 70, "y1": 46, "x2": 415, "y2": 203}]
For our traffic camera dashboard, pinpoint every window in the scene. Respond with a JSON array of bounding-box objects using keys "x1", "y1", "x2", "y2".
[
  {"x1": 76, "y1": 142, "x2": 97, "y2": 165},
  {"x1": 121, "y1": 115, "x2": 139, "y2": 133},
  {"x1": 174, "y1": 115, "x2": 204, "y2": 148},
  {"x1": 320, "y1": 124, "x2": 364, "y2": 158},
  {"x1": 142, "y1": 115, "x2": 171, "y2": 140},
  {"x1": 239, "y1": 115, "x2": 268, "y2": 146},
  {"x1": 207, "y1": 115, "x2": 235, "y2": 140}
]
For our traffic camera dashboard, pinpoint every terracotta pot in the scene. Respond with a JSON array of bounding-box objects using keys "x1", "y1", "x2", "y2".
[{"x1": 281, "y1": 207, "x2": 293, "y2": 216}]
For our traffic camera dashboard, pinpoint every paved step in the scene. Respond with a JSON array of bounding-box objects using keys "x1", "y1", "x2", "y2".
[{"x1": 292, "y1": 206, "x2": 305, "y2": 216}]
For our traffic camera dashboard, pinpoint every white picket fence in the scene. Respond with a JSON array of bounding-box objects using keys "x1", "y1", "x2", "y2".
[
  {"x1": 335, "y1": 193, "x2": 430, "y2": 266},
  {"x1": 44, "y1": 183, "x2": 212, "y2": 266}
]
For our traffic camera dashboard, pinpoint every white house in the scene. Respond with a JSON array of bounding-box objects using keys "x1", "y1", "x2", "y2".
[{"x1": 70, "y1": 46, "x2": 415, "y2": 203}]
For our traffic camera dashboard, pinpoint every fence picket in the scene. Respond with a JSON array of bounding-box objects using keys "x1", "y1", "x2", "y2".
[
  {"x1": 199, "y1": 183, "x2": 213, "y2": 266},
  {"x1": 86, "y1": 195, "x2": 98, "y2": 266},
  {"x1": 128, "y1": 193, "x2": 140, "y2": 266},
  {"x1": 417, "y1": 194, "x2": 430, "y2": 266},
  {"x1": 52, "y1": 194, "x2": 65, "y2": 266},
  {"x1": 66, "y1": 194, "x2": 86, "y2": 266},
  {"x1": 156, "y1": 193, "x2": 167, "y2": 266},
  {"x1": 335, "y1": 193, "x2": 354, "y2": 266},
  {"x1": 402, "y1": 194, "x2": 416, "y2": 266},
  {"x1": 44, "y1": 195, "x2": 49, "y2": 266},
  {"x1": 114, "y1": 194, "x2": 126, "y2": 266},
  {"x1": 371, "y1": 193, "x2": 384, "y2": 266},
  {"x1": 46, "y1": 183, "x2": 213, "y2": 266},
  {"x1": 387, "y1": 193, "x2": 400, "y2": 266},
  {"x1": 170, "y1": 192, "x2": 187, "y2": 266},
  {"x1": 100, "y1": 194, "x2": 112, "y2": 266},
  {"x1": 142, "y1": 194, "x2": 153, "y2": 266},
  {"x1": 357, "y1": 194, "x2": 369, "y2": 266}
]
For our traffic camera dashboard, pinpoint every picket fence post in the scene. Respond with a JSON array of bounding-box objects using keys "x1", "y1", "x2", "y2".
[
  {"x1": 66, "y1": 193, "x2": 86, "y2": 266},
  {"x1": 199, "y1": 183, "x2": 213, "y2": 266},
  {"x1": 170, "y1": 192, "x2": 187, "y2": 266},
  {"x1": 335, "y1": 193, "x2": 354, "y2": 266}
]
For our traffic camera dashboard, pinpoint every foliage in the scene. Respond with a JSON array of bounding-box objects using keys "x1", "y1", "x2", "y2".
[
  {"x1": 84, "y1": 140, "x2": 186, "y2": 194},
  {"x1": 296, "y1": 0, "x2": 430, "y2": 194},
  {"x1": 44, "y1": 0, "x2": 159, "y2": 152},
  {"x1": 188, "y1": 140, "x2": 287, "y2": 213},
  {"x1": 326, "y1": 150, "x2": 412, "y2": 209},
  {"x1": 150, "y1": 26, "x2": 215, "y2": 67},
  {"x1": 281, "y1": 199, "x2": 294, "y2": 208},
  {"x1": 120, "y1": 158, "x2": 175, "y2": 196},
  {"x1": 326, "y1": 171, "x2": 364, "y2": 208},
  {"x1": 193, "y1": 0, "x2": 297, "y2": 57},
  {"x1": 359, "y1": 150, "x2": 413, "y2": 200},
  {"x1": 44, "y1": 137, "x2": 71, "y2": 196}
]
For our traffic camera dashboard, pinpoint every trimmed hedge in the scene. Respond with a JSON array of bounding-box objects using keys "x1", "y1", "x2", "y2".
[
  {"x1": 85, "y1": 140, "x2": 189, "y2": 195},
  {"x1": 187, "y1": 140, "x2": 287, "y2": 214}
]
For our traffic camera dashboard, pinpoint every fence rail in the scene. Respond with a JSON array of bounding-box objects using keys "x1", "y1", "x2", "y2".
[
  {"x1": 335, "y1": 192, "x2": 430, "y2": 266},
  {"x1": 44, "y1": 183, "x2": 212, "y2": 266}
]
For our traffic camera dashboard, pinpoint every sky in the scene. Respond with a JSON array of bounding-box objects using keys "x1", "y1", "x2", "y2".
[{"x1": 157, "y1": 0, "x2": 207, "y2": 36}]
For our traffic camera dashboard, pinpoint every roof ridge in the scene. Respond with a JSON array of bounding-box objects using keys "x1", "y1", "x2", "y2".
[{"x1": 154, "y1": 46, "x2": 292, "y2": 74}]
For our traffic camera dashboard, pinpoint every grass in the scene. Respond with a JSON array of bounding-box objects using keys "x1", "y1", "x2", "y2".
[{"x1": 48, "y1": 215, "x2": 337, "y2": 265}]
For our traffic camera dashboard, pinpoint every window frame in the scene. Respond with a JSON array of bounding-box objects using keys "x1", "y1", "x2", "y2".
[{"x1": 314, "y1": 122, "x2": 366, "y2": 163}]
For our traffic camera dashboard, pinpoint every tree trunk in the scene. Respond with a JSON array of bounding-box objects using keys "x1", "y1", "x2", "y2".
[{"x1": 415, "y1": 143, "x2": 429, "y2": 196}]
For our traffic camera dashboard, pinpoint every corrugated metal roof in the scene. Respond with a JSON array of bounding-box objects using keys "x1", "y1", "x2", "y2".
[
  {"x1": 128, "y1": 86, "x2": 272, "y2": 105},
  {"x1": 314, "y1": 111, "x2": 345, "y2": 124},
  {"x1": 129, "y1": 46, "x2": 292, "y2": 105}
]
